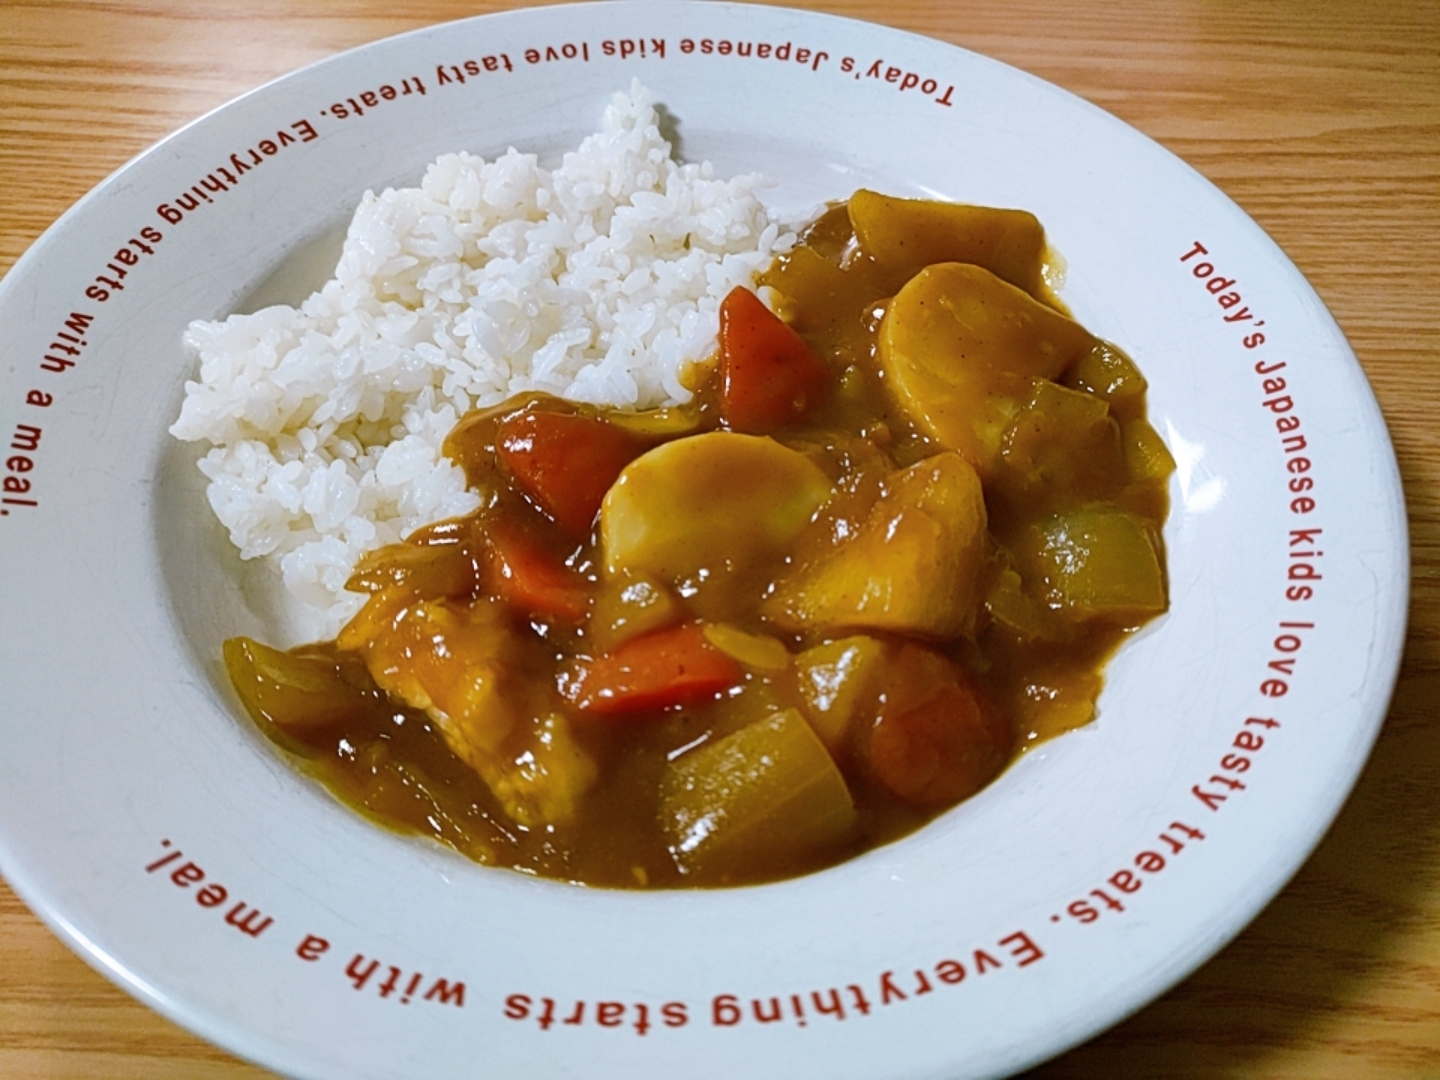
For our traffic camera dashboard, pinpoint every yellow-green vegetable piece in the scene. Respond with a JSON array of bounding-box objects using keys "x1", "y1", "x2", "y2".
[
  {"x1": 702, "y1": 624, "x2": 791, "y2": 672},
  {"x1": 604, "y1": 405, "x2": 704, "y2": 440},
  {"x1": 984, "y1": 567, "x2": 1058, "y2": 643},
  {"x1": 1122, "y1": 418, "x2": 1178, "y2": 487},
  {"x1": 660, "y1": 708, "x2": 856, "y2": 877},
  {"x1": 878, "y1": 262, "x2": 1095, "y2": 476},
  {"x1": 588, "y1": 571, "x2": 682, "y2": 653},
  {"x1": 794, "y1": 635, "x2": 888, "y2": 752},
  {"x1": 599, "y1": 431, "x2": 832, "y2": 588},
  {"x1": 1021, "y1": 508, "x2": 1167, "y2": 623},
  {"x1": 997, "y1": 379, "x2": 1127, "y2": 507},
  {"x1": 849, "y1": 189, "x2": 1050, "y2": 300},
  {"x1": 764, "y1": 451, "x2": 987, "y2": 638},
  {"x1": 1064, "y1": 341, "x2": 1148, "y2": 410},
  {"x1": 223, "y1": 637, "x2": 359, "y2": 737}
]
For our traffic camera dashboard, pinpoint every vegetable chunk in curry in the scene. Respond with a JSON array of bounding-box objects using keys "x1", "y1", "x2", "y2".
[{"x1": 224, "y1": 191, "x2": 1173, "y2": 888}]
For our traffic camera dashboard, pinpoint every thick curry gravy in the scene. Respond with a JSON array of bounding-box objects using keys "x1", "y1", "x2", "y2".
[{"x1": 225, "y1": 191, "x2": 1173, "y2": 888}]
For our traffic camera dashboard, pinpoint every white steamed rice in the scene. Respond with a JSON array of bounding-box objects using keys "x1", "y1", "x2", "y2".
[{"x1": 170, "y1": 83, "x2": 799, "y2": 637}]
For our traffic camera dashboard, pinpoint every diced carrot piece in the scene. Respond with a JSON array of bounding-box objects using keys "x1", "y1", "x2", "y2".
[
  {"x1": 719, "y1": 286, "x2": 829, "y2": 432},
  {"x1": 864, "y1": 645, "x2": 1011, "y2": 804},
  {"x1": 498, "y1": 409, "x2": 648, "y2": 536},
  {"x1": 568, "y1": 622, "x2": 743, "y2": 716},
  {"x1": 485, "y1": 525, "x2": 592, "y2": 624}
]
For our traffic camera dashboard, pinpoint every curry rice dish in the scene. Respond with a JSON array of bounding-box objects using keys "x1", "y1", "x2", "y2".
[{"x1": 173, "y1": 88, "x2": 1172, "y2": 888}]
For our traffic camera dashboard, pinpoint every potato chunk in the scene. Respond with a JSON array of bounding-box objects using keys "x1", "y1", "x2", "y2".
[
  {"x1": 764, "y1": 451, "x2": 986, "y2": 638},
  {"x1": 660, "y1": 708, "x2": 855, "y2": 878},
  {"x1": 848, "y1": 189, "x2": 1049, "y2": 300},
  {"x1": 878, "y1": 262, "x2": 1095, "y2": 475},
  {"x1": 599, "y1": 431, "x2": 832, "y2": 595}
]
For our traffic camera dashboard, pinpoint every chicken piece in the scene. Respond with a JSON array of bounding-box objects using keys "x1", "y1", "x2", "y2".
[
  {"x1": 337, "y1": 588, "x2": 596, "y2": 827},
  {"x1": 763, "y1": 451, "x2": 987, "y2": 639}
]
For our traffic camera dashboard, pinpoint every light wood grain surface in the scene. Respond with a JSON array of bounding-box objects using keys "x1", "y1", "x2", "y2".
[{"x1": 3, "y1": 0, "x2": 1438, "y2": 1076}]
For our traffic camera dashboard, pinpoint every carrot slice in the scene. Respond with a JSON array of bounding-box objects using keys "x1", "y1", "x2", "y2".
[
  {"x1": 569, "y1": 622, "x2": 743, "y2": 716},
  {"x1": 718, "y1": 286, "x2": 830, "y2": 432},
  {"x1": 498, "y1": 409, "x2": 647, "y2": 536},
  {"x1": 485, "y1": 525, "x2": 592, "y2": 624}
]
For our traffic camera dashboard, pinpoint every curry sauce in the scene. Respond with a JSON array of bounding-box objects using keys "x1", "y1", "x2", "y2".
[{"x1": 224, "y1": 191, "x2": 1173, "y2": 888}]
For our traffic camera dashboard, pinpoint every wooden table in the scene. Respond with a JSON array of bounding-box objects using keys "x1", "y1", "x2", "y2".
[{"x1": 2, "y1": 0, "x2": 1437, "y2": 1075}]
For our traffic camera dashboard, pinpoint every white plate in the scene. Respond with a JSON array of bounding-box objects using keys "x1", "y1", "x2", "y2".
[{"x1": 0, "y1": 3, "x2": 1407, "y2": 1078}]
